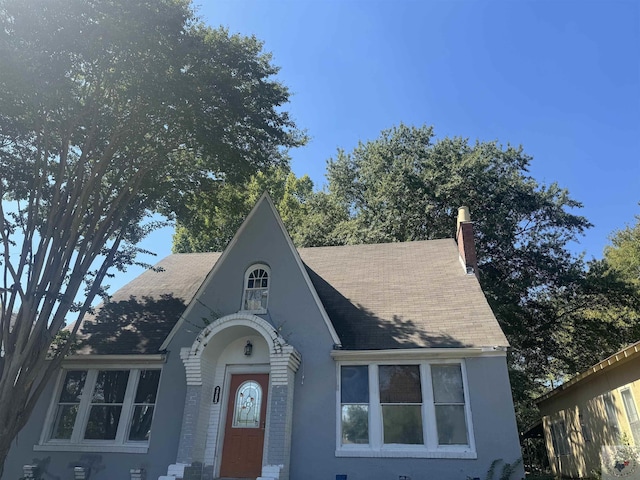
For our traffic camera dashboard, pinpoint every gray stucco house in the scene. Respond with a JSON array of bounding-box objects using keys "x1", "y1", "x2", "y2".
[{"x1": 5, "y1": 194, "x2": 523, "y2": 480}]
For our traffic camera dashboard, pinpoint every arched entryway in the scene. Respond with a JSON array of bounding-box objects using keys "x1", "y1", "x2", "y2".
[{"x1": 175, "y1": 313, "x2": 301, "y2": 480}]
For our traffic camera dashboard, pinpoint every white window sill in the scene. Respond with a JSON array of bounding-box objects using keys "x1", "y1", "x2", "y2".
[
  {"x1": 335, "y1": 446, "x2": 477, "y2": 459},
  {"x1": 34, "y1": 443, "x2": 149, "y2": 454}
]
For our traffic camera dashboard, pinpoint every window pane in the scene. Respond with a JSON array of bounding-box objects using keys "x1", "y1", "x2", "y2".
[
  {"x1": 603, "y1": 393, "x2": 620, "y2": 433},
  {"x1": 552, "y1": 420, "x2": 569, "y2": 455},
  {"x1": 580, "y1": 413, "x2": 592, "y2": 442},
  {"x1": 135, "y1": 370, "x2": 160, "y2": 403},
  {"x1": 84, "y1": 405, "x2": 122, "y2": 439},
  {"x1": 382, "y1": 405, "x2": 423, "y2": 444},
  {"x1": 244, "y1": 289, "x2": 267, "y2": 310},
  {"x1": 379, "y1": 365, "x2": 421, "y2": 403},
  {"x1": 435, "y1": 405, "x2": 468, "y2": 445},
  {"x1": 341, "y1": 366, "x2": 369, "y2": 403},
  {"x1": 431, "y1": 365, "x2": 465, "y2": 404},
  {"x1": 128, "y1": 405, "x2": 154, "y2": 441},
  {"x1": 233, "y1": 381, "x2": 262, "y2": 428},
  {"x1": 621, "y1": 389, "x2": 639, "y2": 423},
  {"x1": 341, "y1": 405, "x2": 369, "y2": 444},
  {"x1": 92, "y1": 370, "x2": 129, "y2": 403},
  {"x1": 59, "y1": 371, "x2": 86, "y2": 402},
  {"x1": 52, "y1": 405, "x2": 78, "y2": 439}
]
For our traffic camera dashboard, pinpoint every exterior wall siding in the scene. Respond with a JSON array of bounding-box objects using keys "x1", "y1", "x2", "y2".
[
  {"x1": 288, "y1": 355, "x2": 523, "y2": 480},
  {"x1": 3, "y1": 343, "x2": 192, "y2": 480},
  {"x1": 539, "y1": 354, "x2": 640, "y2": 478}
]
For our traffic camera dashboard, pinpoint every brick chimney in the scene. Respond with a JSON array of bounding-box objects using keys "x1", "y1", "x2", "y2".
[{"x1": 456, "y1": 206, "x2": 478, "y2": 277}]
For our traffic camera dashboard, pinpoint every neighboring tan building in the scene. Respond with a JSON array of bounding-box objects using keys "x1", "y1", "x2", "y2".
[
  {"x1": 5, "y1": 194, "x2": 523, "y2": 480},
  {"x1": 537, "y1": 341, "x2": 640, "y2": 478}
]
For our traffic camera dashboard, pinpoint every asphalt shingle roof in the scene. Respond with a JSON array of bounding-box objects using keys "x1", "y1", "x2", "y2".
[
  {"x1": 298, "y1": 240, "x2": 507, "y2": 349},
  {"x1": 75, "y1": 252, "x2": 221, "y2": 355},
  {"x1": 77, "y1": 240, "x2": 507, "y2": 354}
]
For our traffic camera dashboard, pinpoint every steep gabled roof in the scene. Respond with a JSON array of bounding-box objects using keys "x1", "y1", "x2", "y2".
[
  {"x1": 76, "y1": 238, "x2": 507, "y2": 354},
  {"x1": 74, "y1": 252, "x2": 221, "y2": 355},
  {"x1": 158, "y1": 193, "x2": 341, "y2": 350},
  {"x1": 299, "y1": 240, "x2": 507, "y2": 349}
]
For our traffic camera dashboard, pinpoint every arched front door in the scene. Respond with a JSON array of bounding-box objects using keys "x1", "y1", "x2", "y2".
[{"x1": 219, "y1": 373, "x2": 269, "y2": 478}]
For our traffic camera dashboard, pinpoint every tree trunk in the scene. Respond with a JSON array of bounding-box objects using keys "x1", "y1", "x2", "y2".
[{"x1": 0, "y1": 432, "x2": 13, "y2": 479}]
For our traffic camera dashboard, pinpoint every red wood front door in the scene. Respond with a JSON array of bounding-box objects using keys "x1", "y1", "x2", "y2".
[{"x1": 219, "y1": 373, "x2": 269, "y2": 478}]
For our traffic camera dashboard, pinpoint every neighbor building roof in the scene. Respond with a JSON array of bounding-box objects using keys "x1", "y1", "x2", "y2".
[
  {"x1": 536, "y1": 339, "x2": 640, "y2": 405},
  {"x1": 76, "y1": 240, "x2": 507, "y2": 355}
]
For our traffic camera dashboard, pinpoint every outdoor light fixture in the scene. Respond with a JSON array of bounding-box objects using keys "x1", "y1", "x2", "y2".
[{"x1": 244, "y1": 340, "x2": 253, "y2": 356}]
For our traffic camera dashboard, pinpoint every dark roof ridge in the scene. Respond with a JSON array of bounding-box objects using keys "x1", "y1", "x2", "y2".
[{"x1": 295, "y1": 237, "x2": 453, "y2": 252}]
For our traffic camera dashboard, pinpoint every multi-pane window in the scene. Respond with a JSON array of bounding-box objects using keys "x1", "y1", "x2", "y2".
[
  {"x1": 52, "y1": 371, "x2": 87, "y2": 440},
  {"x1": 243, "y1": 265, "x2": 269, "y2": 311},
  {"x1": 128, "y1": 370, "x2": 161, "y2": 441},
  {"x1": 379, "y1": 365, "x2": 423, "y2": 444},
  {"x1": 431, "y1": 364, "x2": 468, "y2": 445},
  {"x1": 48, "y1": 368, "x2": 160, "y2": 445},
  {"x1": 620, "y1": 388, "x2": 640, "y2": 445},
  {"x1": 85, "y1": 370, "x2": 129, "y2": 440},
  {"x1": 341, "y1": 365, "x2": 369, "y2": 444},
  {"x1": 338, "y1": 362, "x2": 472, "y2": 453}
]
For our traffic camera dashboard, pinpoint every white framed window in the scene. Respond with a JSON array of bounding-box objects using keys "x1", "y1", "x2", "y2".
[
  {"x1": 38, "y1": 368, "x2": 160, "y2": 453},
  {"x1": 336, "y1": 360, "x2": 476, "y2": 458},
  {"x1": 620, "y1": 387, "x2": 640, "y2": 445},
  {"x1": 242, "y1": 264, "x2": 270, "y2": 313}
]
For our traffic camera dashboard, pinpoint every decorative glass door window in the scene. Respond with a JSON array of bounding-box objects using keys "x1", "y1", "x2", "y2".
[{"x1": 232, "y1": 381, "x2": 262, "y2": 428}]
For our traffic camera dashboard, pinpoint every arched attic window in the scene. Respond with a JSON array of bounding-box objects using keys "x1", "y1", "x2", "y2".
[{"x1": 242, "y1": 264, "x2": 270, "y2": 312}]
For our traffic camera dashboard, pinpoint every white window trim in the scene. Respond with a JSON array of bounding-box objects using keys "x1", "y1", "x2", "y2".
[
  {"x1": 619, "y1": 385, "x2": 640, "y2": 444},
  {"x1": 240, "y1": 263, "x2": 270, "y2": 314},
  {"x1": 35, "y1": 366, "x2": 161, "y2": 454},
  {"x1": 335, "y1": 359, "x2": 476, "y2": 459}
]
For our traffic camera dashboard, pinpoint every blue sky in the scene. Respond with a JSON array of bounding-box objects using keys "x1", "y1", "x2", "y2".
[{"x1": 120, "y1": 0, "x2": 639, "y2": 292}]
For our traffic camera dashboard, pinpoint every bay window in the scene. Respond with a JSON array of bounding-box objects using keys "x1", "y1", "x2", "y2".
[{"x1": 337, "y1": 361, "x2": 475, "y2": 458}]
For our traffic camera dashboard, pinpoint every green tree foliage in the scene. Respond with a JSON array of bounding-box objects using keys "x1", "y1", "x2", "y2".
[
  {"x1": 605, "y1": 212, "x2": 640, "y2": 287},
  {"x1": 172, "y1": 163, "x2": 314, "y2": 252},
  {"x1": 0, "y1": 0, "x2": 302, "y2": 471},
  {"x1": 298, "y1": 124, "x2": 638, "y2": 428}
]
